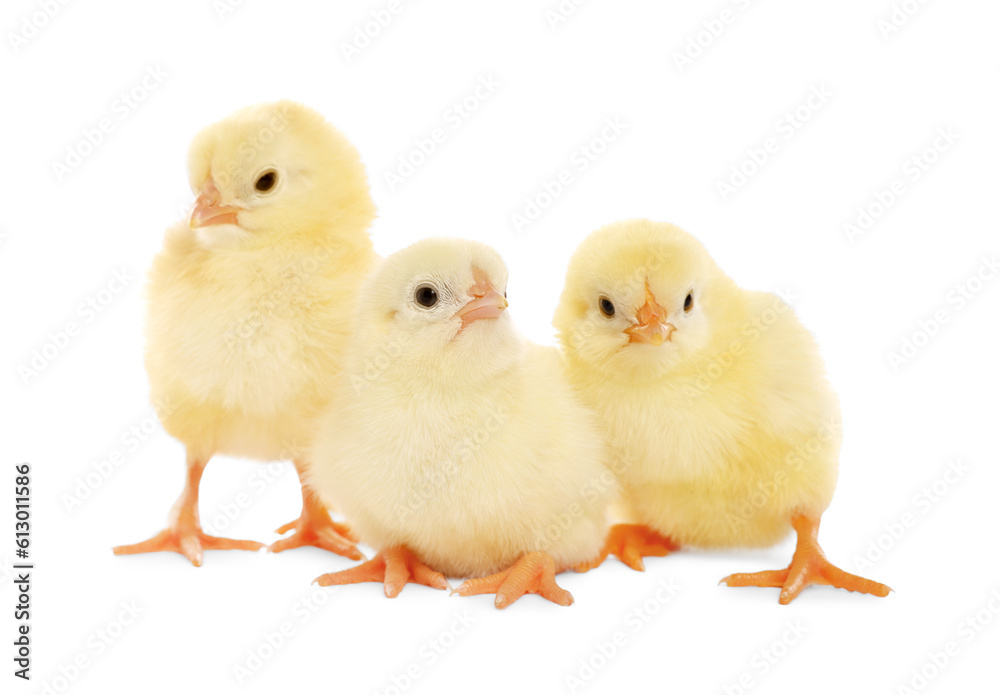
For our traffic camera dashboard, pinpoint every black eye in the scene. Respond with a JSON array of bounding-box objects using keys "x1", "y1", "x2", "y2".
[
  {"x1": 255, "y1": 170, "x2": 277, "y2": 192},
  {"x1": 684, "y1": 293, "x2": 693, "y2": 313},
  {"x1": 415, "y1": 284, "x2": 438, "y2": 308},
  {"x1": 599, "y1": 296, "x2": 615, "y2": 318}
]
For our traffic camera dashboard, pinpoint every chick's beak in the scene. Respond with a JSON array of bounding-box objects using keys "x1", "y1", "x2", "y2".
[
  {"x1": 455, "y1": 274, "x2": 507, "y2": 328},
  {"x1": 625, "y1": 288, "x2": 675, "y2": 346},
  {"x1": 190, "y1": 180, "x2": 240, "y2": 229}
]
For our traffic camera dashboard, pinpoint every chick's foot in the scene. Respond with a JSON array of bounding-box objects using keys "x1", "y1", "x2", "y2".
[
  {"x1": 455, "y1": 552, "x2": 574, "y2": 609},
  {"x1": 575, "y1": 524, "x2": 679, "y2": 572},
  {"x1": 720, "y1": 515, "x2": 892, "y2": 604},
  {"x1": 113, "y1": 525, "x2": 264, "y2": 567},
  {"x1": 314, "y1": 546, "x2": 449, "y2": 598},
  {"x1": 269, "y1": 472, "x2": 363, "y2": 560},
  {"x1": 113, "y1": 456, "x2": 264, "y2": 566}
]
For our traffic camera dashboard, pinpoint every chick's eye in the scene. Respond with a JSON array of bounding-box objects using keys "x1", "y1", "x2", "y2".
[
  {"x1": 415, "y1": 284, "x2": 439, "y2": 308},
  {"x1": 598, "y1": 296, "x2": 615, "y2": 318},
  {"x1": 255, "y1": 170, "x2": 277, "y2": 192},
  {"x1": 684, "y1": 292, "x2": 694, "y2": 313}
]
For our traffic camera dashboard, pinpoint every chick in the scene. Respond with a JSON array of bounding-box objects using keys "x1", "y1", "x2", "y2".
[
  {"x1": 306, "y1": 238, "x2": 612, "y2": 608},
  {"x1": 554, "y1": 219, "x2": 890, "y2": 604},
  {"x1": 113, "y1": 101, "x2": 376, "y2": 566}
]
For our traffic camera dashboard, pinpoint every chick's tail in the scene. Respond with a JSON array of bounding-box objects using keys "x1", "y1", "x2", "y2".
[{"x1": 720, "y1": 514, "x2": 892, "y2": 604}]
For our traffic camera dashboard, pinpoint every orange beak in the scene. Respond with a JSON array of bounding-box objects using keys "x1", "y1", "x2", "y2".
[
  {"x1": 455, "y1": 271, "x2": 507, "y2": 328},
  {"x1": 625, "y1": 285, "x2": 675, "y2": 346},
  {"x1": 190, "y1": 180, "x2": 240, "y2": 229}
]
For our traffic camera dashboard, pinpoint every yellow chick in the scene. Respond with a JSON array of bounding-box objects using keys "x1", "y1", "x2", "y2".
[
  {"x1": 307, "y1": 238, "x2": 612, "y2": 608},
  {"x1": 113, "y1": 101, "x2": 376, "y2": 566},
  {"x1": 554, "y1": 219, "x2": 890, "y2": 604}
]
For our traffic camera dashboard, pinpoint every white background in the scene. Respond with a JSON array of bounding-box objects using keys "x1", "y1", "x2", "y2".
[{"x1": 2, "y1": 0, "x2": 999, "y2": 693}]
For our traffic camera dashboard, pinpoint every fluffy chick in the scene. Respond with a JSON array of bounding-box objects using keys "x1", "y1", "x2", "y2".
[
  {"x1": 307, "y1": 238, "x2": 612, "y2": 608},
  {"x1": 114, "y1": 100, "x2": 376, "y2": 566},
  {"x1": 554, "y1": 219, "x2": 890, "y2": 604}
]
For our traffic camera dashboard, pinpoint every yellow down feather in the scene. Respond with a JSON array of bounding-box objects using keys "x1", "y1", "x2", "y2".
[{"x1": 555, "y1": 219, "x2": 840, "y2": 548}]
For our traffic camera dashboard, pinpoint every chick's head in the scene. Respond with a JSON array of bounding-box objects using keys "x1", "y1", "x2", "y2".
[
  {"x1": 185, "y1": 100, "x2": 374, "y2": 249},
  {"x1": 555, "y1": 219, "x2": 736, "y2": 377},
  {"x1": 354, "y1": 238, "x2": 521, "y2": 383}
]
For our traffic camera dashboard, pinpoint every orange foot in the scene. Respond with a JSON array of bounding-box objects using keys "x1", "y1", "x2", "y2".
[
  {"x1": 113, "y1": 456, "x2": 264, "y2": 566},
  {"x1": 575, "y1": 524, "x2": 679, "y2": 572},
  {"x1": 314, "y1": 546, "x2": 450, "y2": 598},
  {"x1": 455, "y1": 552, "x2": 574, "y2": 609},
  {"x1": 721, "y1": 515, "x2": 892, "y2": 604},
  {"x1": 269, "y1": 468, "x2": 363, "y2": 560},
  {"x1": 113, "y1": 524, "x2": 264, "y2": 567}
]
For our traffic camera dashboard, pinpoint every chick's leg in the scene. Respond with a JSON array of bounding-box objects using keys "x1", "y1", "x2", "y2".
[
  {"x1": 455, "y1": 552, "x2": 574, "y2": 609},
  {"x1": 112, "y1": 452, "x2": 264, "y2": 566},
  {"x1": 720, "y1": 515, "x2": 892, "y2": 604},
  {"x1": 269, "y1": 461, "x2": 363, "y2": 560},
  {"x1": 314, "y1": 546, "x2": 449, "y2": 598},
  {"x1": 574, "y1": 524, "x2": 679, "y2": 572}
]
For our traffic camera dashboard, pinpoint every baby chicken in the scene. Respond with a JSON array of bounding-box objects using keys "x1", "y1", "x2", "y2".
[
  {"x1": 554, "y1": 219, "x2": 890, "y2": 604},
  {"x1": 307, "y1": 238, "x2": 612, "y2": 608},
  {"x1": 113, "y1": 100, "x2": 376, "y2": 566}
]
